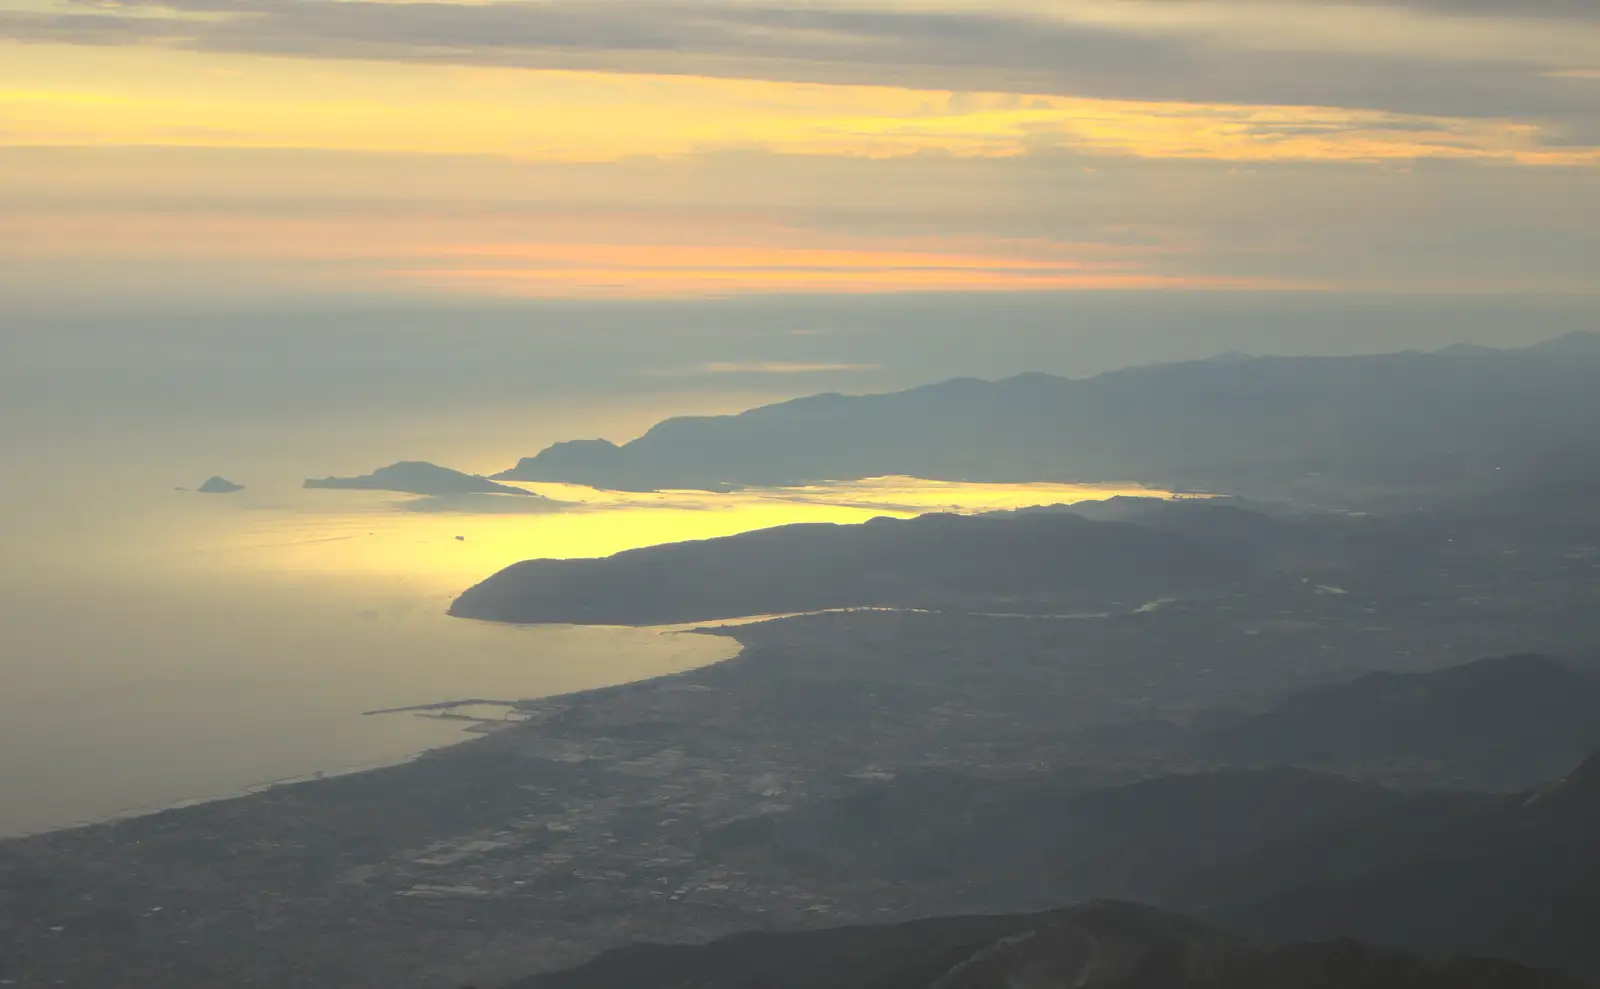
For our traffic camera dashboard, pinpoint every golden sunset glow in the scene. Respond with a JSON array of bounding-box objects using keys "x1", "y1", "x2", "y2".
[
  {"x1": 0, "y1": 206, "x2": 1313, "y2": 296},
  {"x1": 407, "y1": 239, "x2": 1307, "y2": 296},
  {"x1": 408, "y1": 263, "x2": 1294, "y2": 297},
  {"x1": 2, "y1": 43, "x2": 1589, "y2": 166},
  {"x1": 190, "y1": 478, "x2": 1183, "y2": 589},
  {"x1": 2, "y1": 0, "x2": 1597, "y2": 299}
]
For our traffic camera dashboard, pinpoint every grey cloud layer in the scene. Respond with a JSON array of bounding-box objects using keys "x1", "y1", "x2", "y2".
[
  {"x1": 5, "y1": 144, "x2": 1597, "y2": 298},
  {"x1": 4, "y1": 0, "x2": 1597, "y2": 126},
  {"x1": 1286, "y1": 0, "x2": 1600, "y2": 16}
]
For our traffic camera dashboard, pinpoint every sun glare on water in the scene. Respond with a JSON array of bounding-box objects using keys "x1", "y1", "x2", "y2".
[{"x1": 186, "y1": 477, "x2": 1180, "y2": 592}]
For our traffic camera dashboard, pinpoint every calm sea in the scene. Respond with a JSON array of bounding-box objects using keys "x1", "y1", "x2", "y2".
[{"x1": 0, "y1": 402, "x2": 1162, "y2": 836}]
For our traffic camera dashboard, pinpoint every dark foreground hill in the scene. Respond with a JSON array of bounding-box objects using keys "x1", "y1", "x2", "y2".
[
  {"x1": 449, "y1": 512, "x2": 1257, "y2": 626},
  {"x1": 699, "y1": 767, "x2": 1456, "y2": 908},
  {"x1": 1208, "y1": 752, "x2": 1600, "y2": 982},
  {"x1": 492, "y1": 345, "x2": 1600, "y2": 497},
  {"x1": 691, "y1": 654, "x2": 1600, "y2": 906},
  {"x1": 510, "y1": 751, "x2": 1600, "y2": 986},
  {"x1": 508, "y1": 900, "x2": 1585, "y2": 989},
  {"x1": 1195, "y1": 654, "x2": 1600, "y2": 790}
]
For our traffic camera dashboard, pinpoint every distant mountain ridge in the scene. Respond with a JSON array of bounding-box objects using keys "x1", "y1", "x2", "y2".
[
  {"x1": 493, "y1": 336, "x2": 1600, "y2": 496},
  {"x1": 1524, "y1": 330, "x2": 1600, "y2": 356},
  {"x1": 1436, "y1": 332, "x2": 1600, "y2": 357}
]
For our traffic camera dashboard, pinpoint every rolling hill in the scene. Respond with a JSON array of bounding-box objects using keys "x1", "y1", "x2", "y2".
[{"x1": 448, "y1": 512, "x2": 1258, "y2": 626}]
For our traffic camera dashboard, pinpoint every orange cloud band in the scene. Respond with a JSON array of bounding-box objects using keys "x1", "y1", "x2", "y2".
[{"x1": 402, "y1": 263, "x2": 1310, "y2": 297}]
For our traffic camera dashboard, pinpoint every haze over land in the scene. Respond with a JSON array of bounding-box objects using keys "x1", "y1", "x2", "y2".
[
  {"x1": 5, "y1": 336, "x2": 1600, "y2": 985},
  {"x1": 5, "y1": 0, "x2": 1600, "y2": 985}
]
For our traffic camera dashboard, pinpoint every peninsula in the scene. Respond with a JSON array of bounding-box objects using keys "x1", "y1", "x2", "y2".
[{"x1": 305, "y1": 461, "x2": 536, "y2": 497}]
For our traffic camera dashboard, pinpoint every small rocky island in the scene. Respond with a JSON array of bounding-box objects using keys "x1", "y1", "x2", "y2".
[
  {"x1": 195, "y1": 476, "x2": 244, "y2": 494},
  {"x1": 304, "y1": 461, "x2": 537, "y2": 497}
]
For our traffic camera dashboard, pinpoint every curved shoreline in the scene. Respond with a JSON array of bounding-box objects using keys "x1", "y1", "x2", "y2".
[{"x1": 2, "y1": 626, "x2": 745, "y2": 841}]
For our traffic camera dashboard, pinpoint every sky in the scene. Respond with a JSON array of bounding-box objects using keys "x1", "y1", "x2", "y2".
[{"x1": 2, "y1": 0, "x2": 1598, "y2": 406}]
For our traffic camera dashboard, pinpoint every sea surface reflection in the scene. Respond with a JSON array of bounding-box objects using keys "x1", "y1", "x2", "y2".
[{"x1": 0, "y1": 471, "x2": 1172, "y2": 836}]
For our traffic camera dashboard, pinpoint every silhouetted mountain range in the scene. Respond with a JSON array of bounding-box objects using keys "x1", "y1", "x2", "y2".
[
  {"x1": 509, "y1": 900, "x2": 1585, "y2": 989},
  {"x1": 448, "y1": 512, "x2": 1258, "y2": 625},
  {"x1": 637, "y1": 749, "x2": 1600, "y2": 982},
  {"x1": 1524, "y1": 331, "x2": 1600, "y2": 356},
  {"x1": 1208, "y1": 751, "x2": 1600, "y2": 981},
  {"x1": 697, "y1": 650, "x2": 1600, "y2": 894},
  {"x1": 1000, "y1": 496, "x2": 1290, "y2": 539},
  {"x1": 304, "y1": 461, "x2": 534, "y2": 497},
  {"x1": 1436, "y1": 333, "x2": 1600, "y2": 358},
  {"x1": 670, "y1": 652, "x2": 1600, "y2": 979},
  {"x1": 1196, "y1": 654, "x2": 1600, "y2": 790},
  {"x1": 701, "y1": 767, "x2": 1440, "y2": 907},
  {"x1": 493, "y1": 340, "x2": 1600, "y2": 496}
]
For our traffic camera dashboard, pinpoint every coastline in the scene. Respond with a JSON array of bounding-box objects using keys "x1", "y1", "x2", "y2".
[
  {"x1": 1, "y1": 626, "x2": 746, "y2": 842},
  {"x1": 5, "y1": 750, "x2": 462, "y2": 842},
  {"x1": 4, "y1": 593, "x2": 1594, "y2": 987}
]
